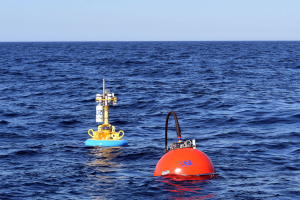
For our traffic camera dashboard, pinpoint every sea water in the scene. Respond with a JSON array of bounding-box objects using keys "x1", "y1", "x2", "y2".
[{"x1": 0, "y1": 41, "x2": 300, "y2": 199}]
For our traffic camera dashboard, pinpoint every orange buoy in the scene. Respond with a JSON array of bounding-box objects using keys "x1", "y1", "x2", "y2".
[
  {"x1": 154, "y1": 111, "x2": 217, "y2": 177},
  {"x1": 154, "y1": 147, "x2": 216, "y2": 176}
]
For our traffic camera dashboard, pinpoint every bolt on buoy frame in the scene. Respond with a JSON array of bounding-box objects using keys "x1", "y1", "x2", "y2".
[{"x1": 88, "y1": 79, "x2": 124, "y2": 140}]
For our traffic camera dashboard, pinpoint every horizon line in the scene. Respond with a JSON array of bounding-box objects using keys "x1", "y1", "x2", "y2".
[{"x1": 1, "y1": 40, "x2": 300, "y2": 43}]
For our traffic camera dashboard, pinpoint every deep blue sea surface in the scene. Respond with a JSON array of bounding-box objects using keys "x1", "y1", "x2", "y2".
[{"x1": 0, "y1": 41, "x2": 300, "y2": 199}]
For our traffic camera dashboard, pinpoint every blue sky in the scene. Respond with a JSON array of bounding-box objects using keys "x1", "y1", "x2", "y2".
[{"x1": 0, "y1": 0, "x2": 299, "y2": 41}]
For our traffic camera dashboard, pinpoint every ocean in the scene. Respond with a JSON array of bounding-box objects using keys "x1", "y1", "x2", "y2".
[{"x1": 0, "y1": 41, "x2": 299, "y2": 199}]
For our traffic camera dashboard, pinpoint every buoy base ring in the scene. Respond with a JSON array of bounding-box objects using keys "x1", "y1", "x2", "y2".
[
  {"x1": 85, "y1": 139, "x2": 128, "y2": 147},
  {"x1": 162, "y1": 173, "x2": 218, "y2": 181}
]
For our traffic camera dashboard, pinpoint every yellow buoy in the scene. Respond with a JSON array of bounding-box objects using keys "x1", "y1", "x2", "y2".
[{"x1": 85, "y1": 79, "x2": 128, "y2": 147}]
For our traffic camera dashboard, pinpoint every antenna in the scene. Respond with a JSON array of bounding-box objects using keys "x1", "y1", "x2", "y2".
[{"x1": 103, "y1": 78, "x2": 105, "y2": 100}]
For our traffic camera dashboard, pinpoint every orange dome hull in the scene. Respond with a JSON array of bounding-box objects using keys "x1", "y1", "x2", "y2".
[{"x1": 154, "y1": 148, "x2": 216, "y2": 176}]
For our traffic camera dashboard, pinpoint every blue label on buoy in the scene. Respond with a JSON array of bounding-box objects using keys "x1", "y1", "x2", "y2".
[{"x1": 180, "y1": 160, "x2": 193, "y2": 167}]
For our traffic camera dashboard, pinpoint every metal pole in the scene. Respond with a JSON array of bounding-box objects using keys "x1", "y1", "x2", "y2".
[
  {"x1": 103, "y1": 78, "x2": 109, "y2": 125},
  {"x1": 103, "y1": 78, "x2": 105, "y2": 99}
]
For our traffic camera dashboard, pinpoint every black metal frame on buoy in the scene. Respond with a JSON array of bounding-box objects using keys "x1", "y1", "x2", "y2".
[{"x1": 165, "y1": 111, "x2": 182, "y2": 152}]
